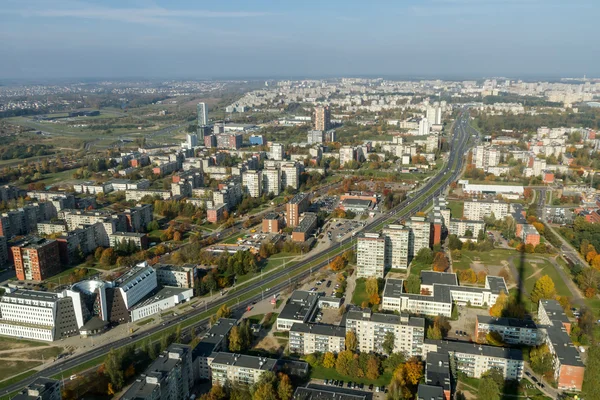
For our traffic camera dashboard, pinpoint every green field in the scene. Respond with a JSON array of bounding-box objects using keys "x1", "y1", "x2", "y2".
[
  {"x1": 447, "y1": 200, "x2": 463, "y2": 219},
  {"x1": 522, "y1": 259, "x2": 571, "y2": 298},
  {"x1": 0, "y1": 337, "x2": 48, "y2": 351},
  {"x1": 0, "y1": 361, "x2": 41, "y2": 384},
  {"x1": 452, "y1": 248, "x2": 515, "y2": 270},
  {"x1": 352, "y1": 278, "x2": 369, "y2": 306}
]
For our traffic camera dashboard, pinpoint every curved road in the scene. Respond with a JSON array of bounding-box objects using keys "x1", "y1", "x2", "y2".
[{"x1": 0, "y1": 111, "x2": 474, "y2": 395}]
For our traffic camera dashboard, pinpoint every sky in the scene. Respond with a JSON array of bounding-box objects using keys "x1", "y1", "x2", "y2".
[{"x1": 1, "y1": 0, "x2": 599, "y2": 81}]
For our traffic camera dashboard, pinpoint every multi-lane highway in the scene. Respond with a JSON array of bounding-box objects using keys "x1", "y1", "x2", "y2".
[{"x1": 0, "y1": 111, "x2": 475, "y2": 396}]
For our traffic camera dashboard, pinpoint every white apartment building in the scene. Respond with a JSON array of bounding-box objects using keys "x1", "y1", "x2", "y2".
[
  {"x1": 448, "y1": 219, "x2": 486, "y2": 238},
  {"x1": 462, "y1": 199, "x2": 510, "y2": 221},
  {"x1": 289, "y1": 323, "x2": 346, "y2": 355},
  {"x1": 126, "y1": 189, "x2": 172, "y2": 201},
  {"x1": 475, "y1": 315, "x2": 543, "y2": 346},
  {"x1": 382, "y1": 225, "x2": 410, "y2": 270},
  {"x1": 242, "y1": 170, "x2": 263, "y2": 198},
  {"x1": 346, "y1": 309, "x2": 425, "y2": 357},
  {"x1": 281, "y1": 162, "x2": 300, "y2": 190},
  {"x1": 339, "y1": 146, "x2": 356, "y2": 167},
  {"x1": 407, "y1": 216, "x2": 431, "y2": 258},
  {"x1": 270, "y1": 142, "x2": 284, "y2": 161},
  {"x1": 210, "y1": 353, "x2": 277, "y2": 387},
  {"x1": 356, "y1": 233, "x2": 386, "y2": 278},
  {"x1": 419, "y1": 118, "x2": 430, "y2": 136},
  {"x1": 474, "y1": 145, "x2": 501, "y2": 170},
  {"x1": 262, "y1": 167, "x2": 281, "y2": 196},
  {"x1": 154, "y1": 264, "x2": 196, "y2": 288},
  {"x1": 424, "y1": 340, "x2": 524, "y2": 380}
]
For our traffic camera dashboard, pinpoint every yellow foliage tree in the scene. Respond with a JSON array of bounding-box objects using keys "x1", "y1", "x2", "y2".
[
  {"x1": 489, "y1": 291, "x2": 508, "y2": 317},
  {"x1": 323, "y1": 352, "x2": 336, "y2": 368},
  {"x1": 530, "y1": 275, "x2": 556, "y2": 303}
]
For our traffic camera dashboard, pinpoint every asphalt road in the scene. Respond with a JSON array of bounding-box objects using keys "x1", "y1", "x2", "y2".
[{"x1": 0, "y1": 111, "x2": 473, "y2": 395}]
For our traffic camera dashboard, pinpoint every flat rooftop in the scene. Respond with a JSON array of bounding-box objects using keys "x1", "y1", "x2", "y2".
[
  {"x1": 294, "y1": 386, "x2": 368, "y2": 400},
  {"x1": 421, "y1": 271, "x2": 458, "y2": 287},
  {"x1": 211, "y1": 352, "x2": 277, "y2": 370},
  {"x1": 290, "y1": 323, "x2": 346, "y2": 337},
  {"x1": 346, "y1": 308, "x2": 424, "y2": 328},
  {"x1": 294, "y1": 212, "x2": 318, "y2": 233},
  {"x1": 131, "y1": 286, "x2": 190, "y2": 309},
  {"x1": 539, "y1": 299, "x2": 570, "y2": 323},
  {"x1": 428, "y1": 339, "x2": 523, "y2": 361},
  {"x1": 290, "y1": 192, "x2": 310, "y2": 204},
  {"x1": 2, "y1": 289, "x2": 59, "y2": 304},
  {"x1": 544, "y1": 320, "x2": 584, "y2": 367},
  {"x1": 192, "y1": 318, "x2": 237, "y2": 358},
  {"x1": 279, "y1": 291, "x2": 320, "y2": 322},
  {"x1": 477, "y1": 315, "x2": 537, "y2": 329}
]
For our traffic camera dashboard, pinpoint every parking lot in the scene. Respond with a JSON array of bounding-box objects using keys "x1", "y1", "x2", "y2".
[
  {"x1": 327, "y1": 219, "x2": 365, "y2": 242},
  {"x1": 310, "y1": 195, "x2": 339, "y2": 212},
  {"x1": 448, "y1": 304, "x2": 489, "y2": 341}
]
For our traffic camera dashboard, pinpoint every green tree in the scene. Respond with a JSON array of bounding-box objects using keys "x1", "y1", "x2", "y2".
[
  {"x1": 335, "y1": 350, "x2": 354, "y2": 376},
  {"x1": 382, "y1": 331, "x2": 395, "y2": 355},
  {"x1": 323, "y1": 352, "x2": 336, "y2": 368},
  {"x1": 404, "y1": 274, "x2": 421, "y2": 294},
  {"x1": 427, "y1": 325, "x2": 443, "y2": 340},
  {"x1": 583, "y1": 343, "x2": 600, "y2": 397},
  {"x1": 530, "y1": 345, "x2": 554, "y2": 378},
  {"x1": 477, "y1": 377, "x2": 500, "y2": 400},
  {"x1": 104, "y1": 348, "x2": 125, "y2": 390},
  {"x1": 413, "y1": 247, "x2": 434, "y2": 264},
  {"x1": 229, "y1": 326, "x2": 243, "y2": 352}
]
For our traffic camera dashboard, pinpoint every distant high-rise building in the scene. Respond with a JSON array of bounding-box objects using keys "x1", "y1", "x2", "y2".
[
  {"x1": 281, "y1": 162, "x2": 300, "y2": 190},
  {"x1": 407, "y1": 216, "x2": 431, "y2": 258},
  {"x1": 197, "y1": 102, "x2": 208, "y2": 139},
  {"x1": 426, "y1": 106, "x2": 442, "y2": 125},
  {"x1": 382, "y1": 225, "x2": 410, "y2": 270},
  {"x1": 314, "y1": 105, "x2": 331, "y2": 131},
  {"x1": 263, "y1": 167, "x2": 281, "y2": 196},
  {"x1": 357, "y1": 233, "x2": 386, "y2": 278},
  {"x1": 12, "y1": 237, "x2": 61, "y2": 281},
  {"x1": 186, "y1": 133, "x2": 198, "y2": 149},
  {"x1": 270, "y1": 142, "x2": 284, "y2": 161},
  {"x1": 419, "y1": 118, "x2": 430, "y2": 136},
  {"x1": 242, "y1": 170, "x2": 262, "y2": 198}
]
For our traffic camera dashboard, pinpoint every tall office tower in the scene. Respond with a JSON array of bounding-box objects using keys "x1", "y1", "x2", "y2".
[
  {"x1": 186, "y1": 133, "x2": 198, "y2": 149},
  {"x1": 419, "y1": 118, "x2": 430, "y2": 136},
  {"x1": 435, "y1": 106, "x2": 442, "y2": 125},
  {"x1": 314, "y1": 105, "x2": 331, "y2": 131},
  {"x1": 407, "y1": 216, "x2": 431, "y2": 259},
  {"x1": 382, "y1": 225, "x2": 410, "y2": 270},
  {"x1": 263, "y1": 167, "x2": 281, "y2": 196},
  {"x1": 270, "y1": 142, "x2": 284, "y2": 161},
  {"x1": 356, "y1": 233, "x2": 387, "y2": 278},
  {"x1": 427, "y1": 106, "x2": 442, "y2": 125},
  {"x1": 197, "y1": 102, "x2": 209, "y2": 139},
  {"x1": 242, "y1": 170, "x2": 262, "y2": 198}
]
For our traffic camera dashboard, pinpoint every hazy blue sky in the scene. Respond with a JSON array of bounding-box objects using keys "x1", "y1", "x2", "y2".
[{"x1": 1, "y1": 0, "x2": 599, "y2": 80}]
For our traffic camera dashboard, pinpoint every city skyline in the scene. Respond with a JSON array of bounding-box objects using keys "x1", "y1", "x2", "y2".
[{"x1": 1, "y1": 0, "x2": 599, "y2": 80}]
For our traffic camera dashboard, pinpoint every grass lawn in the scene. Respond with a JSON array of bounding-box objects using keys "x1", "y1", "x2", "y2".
[
  {"x1": 263, "y1": 313, "x2": 279, "y2": 329},
  {"x1": 409, "y1": 260, "x2": 434, "y2": 277},
  {"x1": 4, "y1": 346, "x2": 64, "y2": 361},
  {"x1": 0, "y1": 337, "x2": 48, "y2": 351},
  {"x1": 136, "y1": 318, "x2": 155, "y2": 326},
  {"x1": 147, "y1": 229, "x2": 163, "y2": 243},
  {"x1": 0, "y1": 361, "x2": 41, "y2": 382},
  {"x1": 45, "y1": 266, "x2": 98, "y2": 285},
  {"x1": 448, "y1": 200, "x2": 463, "y2": 219},
  {"x1": 248, "y1": 314, "x2": 264, "y2": 324},
  {"x1": 452, "y1": 248, "x2": 515, "y2": 270},
  {"x1": 235, "y1": 252, "x2": 298, "y2": 286},
  {"x1": 310, "y1": 364, "x2": 392, "y2": 386},
  {"x1": 351, "y1": 278, "x2": 369, "y2": 306},
  {"x1": 222, "y1": 232, "x2": 246, "y2": 244},
  {"x1": 521, "y1": 259, "x2": 571, "y2": 297}
]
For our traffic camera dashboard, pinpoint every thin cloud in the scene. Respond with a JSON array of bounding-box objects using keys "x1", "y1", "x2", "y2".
[{"x1": 2, "y1": 4, "x2": 272, "y2": 26}]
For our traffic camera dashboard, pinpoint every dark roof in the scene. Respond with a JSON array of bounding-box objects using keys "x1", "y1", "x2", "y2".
[
  {"x1": 294, "y1": 212, "x2": 318, "y2": 233},
  {"x1": 539, "y1": 299, "x2": 570, "y2": 323},
  {"x1": 417, "y1": 384, "x2": 445, "y2": 400},
  {"x1": 290, "y1": 192, "x2": 310, "y2": 204},
  {"x1": 425, "y1": 352, "x2": 451, "y2": 392},
  {"x1": 477, "y1": 315, "x2": 537, "y2": 329},
  {"x1": 279, "y1": 291, "x2": 320, "y2": 322},
  {"x1": 421, "y1": 271, "x2": 458, "y2": 286},
  {"x1": 290, "y1": 323, "x2": 346, "y2": 337},
  {"x1": 341, "y1": 198, "x2": 372, "y2": 207},
  {"x1": 486, "y1": 276, "x2": 508, "y2": 294},
  {"x1": 264, "y1": 212, "x2": 280, "y2": 220},
  {"x1": 12, "y1": 377, "x2": 59, "y2": 400},
  {"x1": 427, "y1": 339, "x2": 523, "y2": 361},
  {"x1": 346, "y1": 308, "x2": 424, "y2": 329},
  {"x1": 544, "y1": 320, "x2": 584, "y2": 367},
  {"x1": 383, "y1": 278, "x2": 404, "y2": 297},
  {"x1": 192, "y1": 318, "x2": 236, "y2": 358},
  {"x1": 211, "y1": 352, "x2": 277, "y2": 370},
  {"x1": 298, "y1": 384, "x2": 371, "y2": 400}
]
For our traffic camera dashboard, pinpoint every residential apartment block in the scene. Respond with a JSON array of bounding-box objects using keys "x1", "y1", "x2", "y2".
[
  {"x1": 12, "y1": 237, "x2": 61, "y2": 281},
  {"x1": 242, "y1": 170, "x2": 263, "y2": 198},
  {"x1": 12, "y1": 377, "x2": 61, "y2": 400},
  {"x1": 154, "y1": 264, "x2": 197, "y2": 289},
  {"x1": 121, "y1": 344, "x2": 193, "y2": 400},
  {"x1": 356, "y1": 233, "x2": 386, "y2": 278},
  {"x1": 277, "y1": 291, "x2": 320, "y2": 331},
  {"x1": 424, "y1": 340, "x2": 524, "y2": 380},
  {"x1": 382, "y1": 224, "x2": 410, "y2": 270},
  {"x1": 191, "y1": 318, "x2": 236, "y2": 380},
  {"x1": 475, "y1": 315, "x2": 543, "y2": 346},
  {"x1": 289, "y1": 323, "x2": 346, "y2": 355},
  {"x1": 448, "y1": 219, "x2": 485, "y2": 238},
  {"x1": 346, "y1": 309, "x2": 425, "y2": 357},
  {"x1": 210, "y1": 352, "x2": 277, "y2": 386},
  {"x1": 407, "y1": 216, "x2": 431, "y2": 258},
  {"x1": 462, "y1": 199, "x2": 510, "y2": 221},
  {"x1": 286, "y1": 193, "x2": 310, "y2": 227}
]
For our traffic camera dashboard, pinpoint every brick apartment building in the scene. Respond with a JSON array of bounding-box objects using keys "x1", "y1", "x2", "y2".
[{"x1": 12, "y1": 237, "x2": 61, "y2": 281}]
